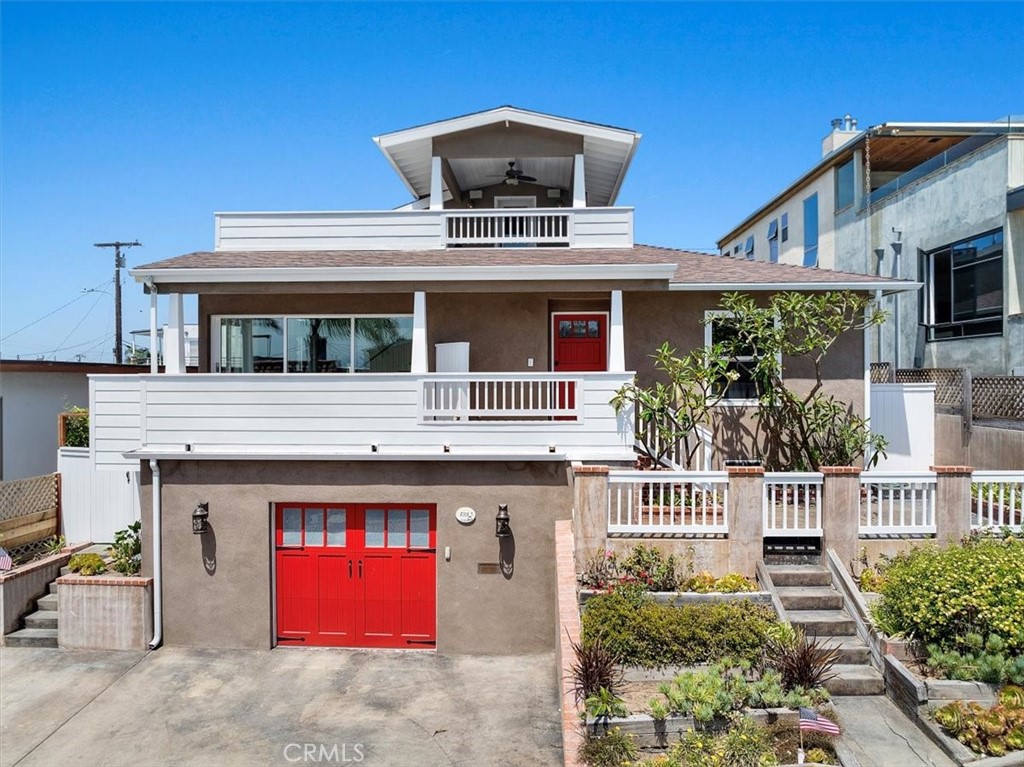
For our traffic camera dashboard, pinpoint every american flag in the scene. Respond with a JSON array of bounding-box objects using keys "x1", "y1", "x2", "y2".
[
  {"x1": 799, "y1": 707, "x2": 840, "y2": 736},
  {"x1": 0, "y1": 547, "x2": 12, "y2": 572}
]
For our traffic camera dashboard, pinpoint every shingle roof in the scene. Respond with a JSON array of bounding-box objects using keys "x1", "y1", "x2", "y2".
[{"x1": 135, "y1": 244, "x2": 903, "y2": 288}]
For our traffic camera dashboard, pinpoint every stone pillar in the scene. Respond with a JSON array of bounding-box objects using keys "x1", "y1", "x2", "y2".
[
  {"x1": 821, "y1": 466, "x2": 862, "y2": 569},
  {"x1": 572, "y1": 465, "x2": 609, "y2": 568},
  {"x1": 932, "y1": 465, "x2": 973, "y2": 546},
  {"x1": 728, "y1": 466, "x2": 764, "y2": 577}
]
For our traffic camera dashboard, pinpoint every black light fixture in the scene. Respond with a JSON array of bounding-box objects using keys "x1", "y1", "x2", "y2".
[
  {"x1": 192, "y1": 502, "x2": 210, "y2": 535},
  {"x1": 495, "y1": 504, "x2": 512, "y2": 538}
]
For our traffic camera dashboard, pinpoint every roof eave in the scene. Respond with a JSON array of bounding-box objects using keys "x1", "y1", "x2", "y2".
[{"x1": 669, "y1": 280, "x2": 922, "y2": 295}]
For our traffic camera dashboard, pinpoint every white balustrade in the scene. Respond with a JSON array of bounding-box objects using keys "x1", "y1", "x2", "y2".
[
  {"x1": 444, "y1": 210, "x2": 570, "y2": 245},
  {"x1": 971, "y1": 470, "x2": 1024, "y2": 530},
  {"x1": 860, "y1": 471, "x2": 937, "y2": 535},
  {"x1": 420, "y1": 376, "x2": 582, "y2": 421},
  {"x1": 607, "y1": 470, "x2": 729, "y2": 536},
  {"x1": 763, "y1": 473, "x2": 823, "y2": 537}
]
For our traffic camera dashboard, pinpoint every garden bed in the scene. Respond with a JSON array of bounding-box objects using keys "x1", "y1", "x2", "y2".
[
  {"x1": 580, "y1": 588, "x2": 772, "y2": 606},
  {"x1": 586, "y1": 707, "x2": 800, "y2": 748}
]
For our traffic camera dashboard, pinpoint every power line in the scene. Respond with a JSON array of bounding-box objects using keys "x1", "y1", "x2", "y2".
[
  {"x1": 0, "y1": 278, "x2": 109, "y2": 342},
  {"x1": 52, "y1": 291, "x2": 107, "y2": 356}
]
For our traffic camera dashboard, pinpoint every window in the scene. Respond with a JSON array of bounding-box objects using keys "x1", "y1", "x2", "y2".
[
  {"x1": 835, "y1": 159, "x2": 855, "y2": 211},
  {"x1": 924, "y1": 230, "x2": 1003, "y2": 340},
  {"x1": 802, "y1": 194, "x2": 819, "y2": 267},
  {"x1": 733, "y1": 244, "x2": 741, "y2": 255},
  {"x1": 744, "y1": 235, "x2": 755, "y2": 260},
  {"x1": 705, "y1": 311, "x2": 765, "y2": 404},
  {"x1": 781, "y1": 213, "x2": 789, "y2": 243},
  {"x1": 767, "y1": 218, "x2": 779, "y2": 263},
  {"x1": 213, "y1": 315, "x2": 413, "y2": 373}
]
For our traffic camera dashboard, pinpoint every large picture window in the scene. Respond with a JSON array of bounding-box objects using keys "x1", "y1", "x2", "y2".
[
  {"x1": 214, "y1": 315, "x2": 413, "y2": 373},
  {"x1": 924, "y1": 230, "x2": 1003, "y2": 340},
  {"x1": 705, "y1": 311, "x2": 766, "y2": 404},
  {"x1": 802, "y1": 194, "x2": 819, "y2": 267}
]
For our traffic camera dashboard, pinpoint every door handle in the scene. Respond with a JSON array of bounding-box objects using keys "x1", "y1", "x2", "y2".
[
  {"x1": 358, "y1": 560, "x2": 363, "y2": 578},
  {"x1": 348, "y1": 560, "x2": 352, "y2": 578}
]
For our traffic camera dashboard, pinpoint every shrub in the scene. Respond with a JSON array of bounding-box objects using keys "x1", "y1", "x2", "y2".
[
  {"x1": 872, "y1": 537, "x2": 1024, "y2": 651},
  {"x1": 585, "y1": 687, "x2": 629, "y2": 723},
  {"x1": 804, "y1": 747, "x2": 836, "y2": 765},
  {"x1": 933, "y1": 690, "x2": 1024, "y2": 757},
  {"x1": 582, "y1": 592, "x2": 779, "y2": 667},
  {"x1": 714, "y1": 573, "x2": 757, "y2": 593},
  {"x1": 109, "y1": 521, "x2": 141, "y2": 576},
  {"x1": 62, "y1": 406, "x2": 89, "y2": 447},
  {"x1": 619, "y1": 544, "x2": 681, "y2": 591},
  {"x1": 578, "y1": 726, "x2": 637, "y2": 767},
  {"x1": 667, "y1": 715, "x2": 779, "y2": 767},
  {"x1": 926, "y1": 633, "x2": 1024, "y2": 685},
  {"x1": 580, "y1": 548, "x2": 620, "y2": 590},
  {"x1": 568, "y1": 632, "x2": 625, "y2": 705},
  {"x1": 68, "y1": 552, "x2": 106, "y2": 576},
  {"x1": 764, "y1": 628, "x2": 840, "y2": 691},
  {"x1": 682, "y1": 571, "x2": 717, "y2": 593}
]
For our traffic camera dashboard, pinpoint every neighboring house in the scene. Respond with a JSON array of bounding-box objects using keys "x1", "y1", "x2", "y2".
[
  {"x1": 88, "y1": 107, "x2": 912, "y2": 654},
  {"x1": 0, "y1": 360, "x2": 143, "y2": 481},
  {"x1": 128, "y1": 324, "x2": 199, "y2": 368},
  {"x1": 717, "y1": 116, "x2": 1024, "y2": 376}
]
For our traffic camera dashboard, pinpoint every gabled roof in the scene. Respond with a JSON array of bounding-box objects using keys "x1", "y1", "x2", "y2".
[
  {"x1": 373, "y1": 106, "x2": 642, "y2": 207},
  {"x1": 132, "y1": 245, "x2": 916, "y2": 293}
]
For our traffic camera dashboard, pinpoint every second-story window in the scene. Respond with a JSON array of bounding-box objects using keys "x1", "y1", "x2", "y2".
[
  {"x1": 835, "y1": 159, "x2": 855, "y2": 211},
  {"x1": 767, "y1": 219, "x2": 779, "y2": 263},
  {"x1": 745, "y1": 235, "x2": 755, "y2": 259},
  {"x1": 803, "y1": 194, "x2": 819, "y2": 268},
  {"x1": 781, "y1": 213, "x2": 789, "y2": 243}
]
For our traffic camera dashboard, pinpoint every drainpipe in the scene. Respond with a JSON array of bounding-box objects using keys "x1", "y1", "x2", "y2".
[{"x1": 148, "y1": 458, "x2": 163, "y2": 649}]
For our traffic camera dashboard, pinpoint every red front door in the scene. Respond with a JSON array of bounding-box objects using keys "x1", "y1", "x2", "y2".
[
  {"x1": 553, "y1": 314, "x2": 608, "y2": 372},
  {"x1": 275, "y1": 504, "x2": 436, "y2": 648}
]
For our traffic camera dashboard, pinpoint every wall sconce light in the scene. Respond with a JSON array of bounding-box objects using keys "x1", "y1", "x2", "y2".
[
  {"x1": 192, "y1": 502, "x2": 210, "y2": 535},
  {"x1": 495, "y1": 504, "x2": 512, "y2": 538}
]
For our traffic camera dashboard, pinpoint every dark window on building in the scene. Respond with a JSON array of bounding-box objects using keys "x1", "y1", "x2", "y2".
[
  {"x1": 781, "y1": 213, "x2": 789, "y2": 242},
  {"x1": 802, "y1": 194, "x2": 819, "y2": 267},
  {"x1": 925, "y1": 230, "x2": 1003, "y2": 340},
  {"x1": 835, "y1": 159, "x2": 855, "y2": 211},
  {"x1": 744, "y1": 235, "x2": 755, "y2": 259},
  {"x1": 767, "y1": 219, "x2": 779, "y2": 263}
]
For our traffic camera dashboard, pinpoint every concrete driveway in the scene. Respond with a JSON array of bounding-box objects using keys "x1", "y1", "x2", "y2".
[{"x1": 0, "y1": 646, "x2": 562, "y2": 767}]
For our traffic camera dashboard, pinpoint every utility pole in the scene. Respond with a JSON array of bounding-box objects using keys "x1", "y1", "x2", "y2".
[{"x1": 94, "y1": 241, "x2": 141, "y2": 363}]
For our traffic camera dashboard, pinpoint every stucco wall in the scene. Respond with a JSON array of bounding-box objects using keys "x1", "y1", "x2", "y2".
[
  {"x1": 0, "y1": 371, "x2": 89, "y2": 481},
  {"x1": 934, "y1": 413, "x2": 1024, "y2": 470},
  {"x1": 140, "y1": 459, "x2": 573, "y2": 653}
]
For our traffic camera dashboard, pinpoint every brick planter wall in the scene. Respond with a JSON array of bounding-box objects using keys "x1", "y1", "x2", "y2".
[
  {"x1": 57, "y1": 574, "x2": 153, "y2": 651},
  {"x1": 555, "y1": 519, "x2": 583, "y2": 767}
]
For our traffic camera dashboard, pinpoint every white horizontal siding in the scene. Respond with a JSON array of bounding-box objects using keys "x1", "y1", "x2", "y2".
[
  {"x1": 571, "y1": 208, "x2": 633, "y2": 248},
  {"x1": 90, "y1": 373, "x2": 634, "y2": 461},
  {"x1": 89, "y1": 376, "x2": 143, "y2": 470}
]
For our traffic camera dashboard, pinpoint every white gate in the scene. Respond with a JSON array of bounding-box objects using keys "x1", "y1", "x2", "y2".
[
  {"x1": 58, "y1": 446, "x2": 141, "y2": 543},
  {"x1": 869, "y1": 383, "x2": 935, "y2": 471}
]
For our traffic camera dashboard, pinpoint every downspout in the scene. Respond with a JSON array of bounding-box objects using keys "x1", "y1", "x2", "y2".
[{"x1": 149, "y1": 458, "x2": 163, "y2": 649}]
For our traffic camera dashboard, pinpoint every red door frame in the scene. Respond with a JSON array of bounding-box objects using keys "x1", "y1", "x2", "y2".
[{"x1": 274, "y1": 503, "x2": 436, "y2": 649}]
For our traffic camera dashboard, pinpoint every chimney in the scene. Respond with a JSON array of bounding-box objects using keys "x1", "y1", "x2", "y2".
[{"x1": 822, "y1": 114, "x2": 861, "y2": 157}]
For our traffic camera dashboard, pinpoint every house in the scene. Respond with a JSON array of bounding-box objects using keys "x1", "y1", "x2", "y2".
[
  {"x1": 0, "y1": 359, "x2": 145, "y2": 481},
  {"x1": 717, "y1": 116, "x2": 1024, "y2": 376},
  {"x1": 87, "y1": 107, "x2": 913, "y2": 655},
  {"x1": 128, "y1": 324, "x2": 200, "y2": 368}
]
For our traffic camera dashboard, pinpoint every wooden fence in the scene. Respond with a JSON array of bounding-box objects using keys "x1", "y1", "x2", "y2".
[{"x1": 0, "y1": 473, "x2": 60, "y2": 550}]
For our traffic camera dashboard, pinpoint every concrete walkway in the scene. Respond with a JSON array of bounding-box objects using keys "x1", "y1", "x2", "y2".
[
  {"x1": 832, "y1": 696, "x2": 956, "y2": 767},
  {"x1": 1, "y1": 646, "x2": 562, "y2": 767}
]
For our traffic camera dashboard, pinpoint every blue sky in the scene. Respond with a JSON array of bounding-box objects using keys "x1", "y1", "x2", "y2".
[{"x1": 2, "y1": 2, "x2": 1022, "y2": 362}]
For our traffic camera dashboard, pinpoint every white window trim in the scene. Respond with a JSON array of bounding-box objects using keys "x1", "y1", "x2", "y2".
[
  {"x1": 493, "y1": 195, "x2": 537, "y2": 208},
  {"x1": 210, "y1": 313, "x2": 414, "y2": 374},
  {"x1": 704, "y1": 310, "x2": 782, "y2": 407}
]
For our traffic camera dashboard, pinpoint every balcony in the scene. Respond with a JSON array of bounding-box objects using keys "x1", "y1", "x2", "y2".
[
  {"x1": 214, "y1": 207, "x2": 634, "y2": 251},
  {"x1": 89, "y1": 372, "x2": 636, "y2": 468}
]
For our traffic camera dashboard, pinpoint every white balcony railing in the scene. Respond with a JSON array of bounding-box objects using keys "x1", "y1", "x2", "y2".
[
  {"x1": 607, "y1": 470, "x2": 729, "y2": 536},
  {"x1": 859, "y1": 471, "x2": 937, "y2": 536},
  {"x1": 971, "y1": 470, "x2": 1024, "y2": 530},
  {"x1": 763, "y1": 472, "x2": 823, "y2": 537},
  {"x1": 89, "y1": 372, "x2": 635, "y2": 468},
  {"x1": 214, "y1": 207, "x2": 634, "y2": 251}
]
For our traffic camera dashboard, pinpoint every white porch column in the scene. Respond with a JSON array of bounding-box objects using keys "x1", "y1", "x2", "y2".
[
  {"x1": 164, "y1": 293, "x2": 186, "y2": 374},
  {"x1": 412, "y1": 291, "x2": 428, "y2": 374},
  {"x1": 573, "y1": 153, "x2": 586, "y2": 208},
  {"x1": 148, "y1": 282, "x2": 158, "y2": 374},
  {"x1": 429, "y1": 156, "x2": 443, "y2": 211},
  {"x1": 609, "y1": 290, "x2": 625, "y2": 372}
]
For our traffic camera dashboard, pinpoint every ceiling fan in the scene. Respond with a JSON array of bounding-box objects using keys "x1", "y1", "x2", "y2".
[{"x1": 490, "y1": 160, "x2": 537, "y2": 186}]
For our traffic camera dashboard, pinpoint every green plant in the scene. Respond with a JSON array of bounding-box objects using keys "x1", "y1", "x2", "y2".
[
  {"x1": 68, "y1": 552, "x2": 106, "y2": 576},
  {"x1": 683, "y1": 571, "x2": 718, "y2": 593},
  {"x1": 61, "y1": 405, "x2": 89, "y2": 448},
  {"x1": 763, "y1": 628, "x2": 840, "y2": 691},
  {"x1": 619, "y1": 544, "x2": 680, "y2": 591},
  {"x1": 585, "y1": 686, "x2": 629, "y2": 723},
  {"x1": 580, "y1": 548, "x2": 621, "y2": 590},
  {"x1": 925, "y1": 633, "x2": 1024, "y2": 685},
  {"x1": 933, "y1": 695, "x2": 1024, "y2": 757},
  {"x1": 804, "y1": 746, "x2": 835, "y2": 765},
  {"x1": 578, "y1": 726, "x2": 637, "y2": 767},
  {"x1": 714, "y1": 573, "x2": 757, "y2": 593},
  {"x1": 43, "y1": 536, "x2": 67, "y2": 556},
  {"x1": 711, "y1": 291, "x2": 888, "y2": 471},
  {"x1": 582, "y1": 592, "x2": 779, "y2": 668},
  {"x1": 872, "y1": 537, "x2": 1024, "y2": 651},
  {"x1": 568, "y1": 632, "x2": 625, "y2": 705},
  {"x1": 667, "y1": 715, "x2": 779, "y2": 767},
  {"x1": 109, "y1": 521, "x2": 141, "y2": 576}
]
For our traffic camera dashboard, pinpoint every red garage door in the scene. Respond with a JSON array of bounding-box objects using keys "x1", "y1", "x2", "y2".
[{"x1": 275, "y1": 504, "x2": 436, "y2": 648}]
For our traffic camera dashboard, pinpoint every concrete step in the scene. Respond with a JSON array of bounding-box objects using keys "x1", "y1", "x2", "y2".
[
  {"x1": 37, "y1": 593, "x2": 58, "y2": 611},
  {"x1": 825, "y1": 665, "x2": 885, "y2": 696},
  {"x1": 821, "y1": 636, "x2": 872, "y2": 665},
  {"x1": 767, "y1": 565, "x2": 831, "y2": 587},
  {"x1": 24, "y1": 611, "x2": 58, "y2": 630},
  {"x1": 48, "y1": 580, "x2": 59, "y2": 595},
  {"x1": 4, "y1": 627, "x2": 58, "y2": 648},
  {"x1": 788, "y1": 609, "x2": 856, "y2": 636},
  {"x1": 777, "y1": 586, "x2": 844, "y2": 611}
]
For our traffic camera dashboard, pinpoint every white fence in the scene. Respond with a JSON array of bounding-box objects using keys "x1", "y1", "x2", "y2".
[
  {"x1": 869, "y1": 383, "x2": 935, "y2": 471},
  {"x1": 971, "y1": 470, "x2": 1024, "y2": 530},
  {"x1": 607, "y1": 470, "x2": 729, "y2": 536},
  {"x1": 445, "y1": 210, "x2": 571, "y2": 246},
  {"x1": 859, "y1": 471, "x2": 937, "y2": 536},
  {"x1": 58, "y1": 447, "x2": 140, "y2": 544},
  {"x1": 420, "y1": 376, "x2": 581, "y2": 421},
  {"x1": 763, "y1": 473, "x2": 823, "y2": 537}
]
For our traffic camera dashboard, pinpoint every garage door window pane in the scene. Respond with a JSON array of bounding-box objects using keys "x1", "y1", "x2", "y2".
[
  {"x1": 365, "y1": 510, "x2": 385, "y2": 548},
  {"x1": 326, "y1": 509, "x2": 346, "y2": 547},
  {"x1": 282, "y1": 507, "x2": 302, "y2": 546},
  {"x1": 410, "y1": 510, "x2": 430, "y2": 548},
  {"x1": 304, "y1": 508, "x2": 324, "y2": 546},
  {"x1": 388, "y1": 510, "x2": 407, "y2": 548}
]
